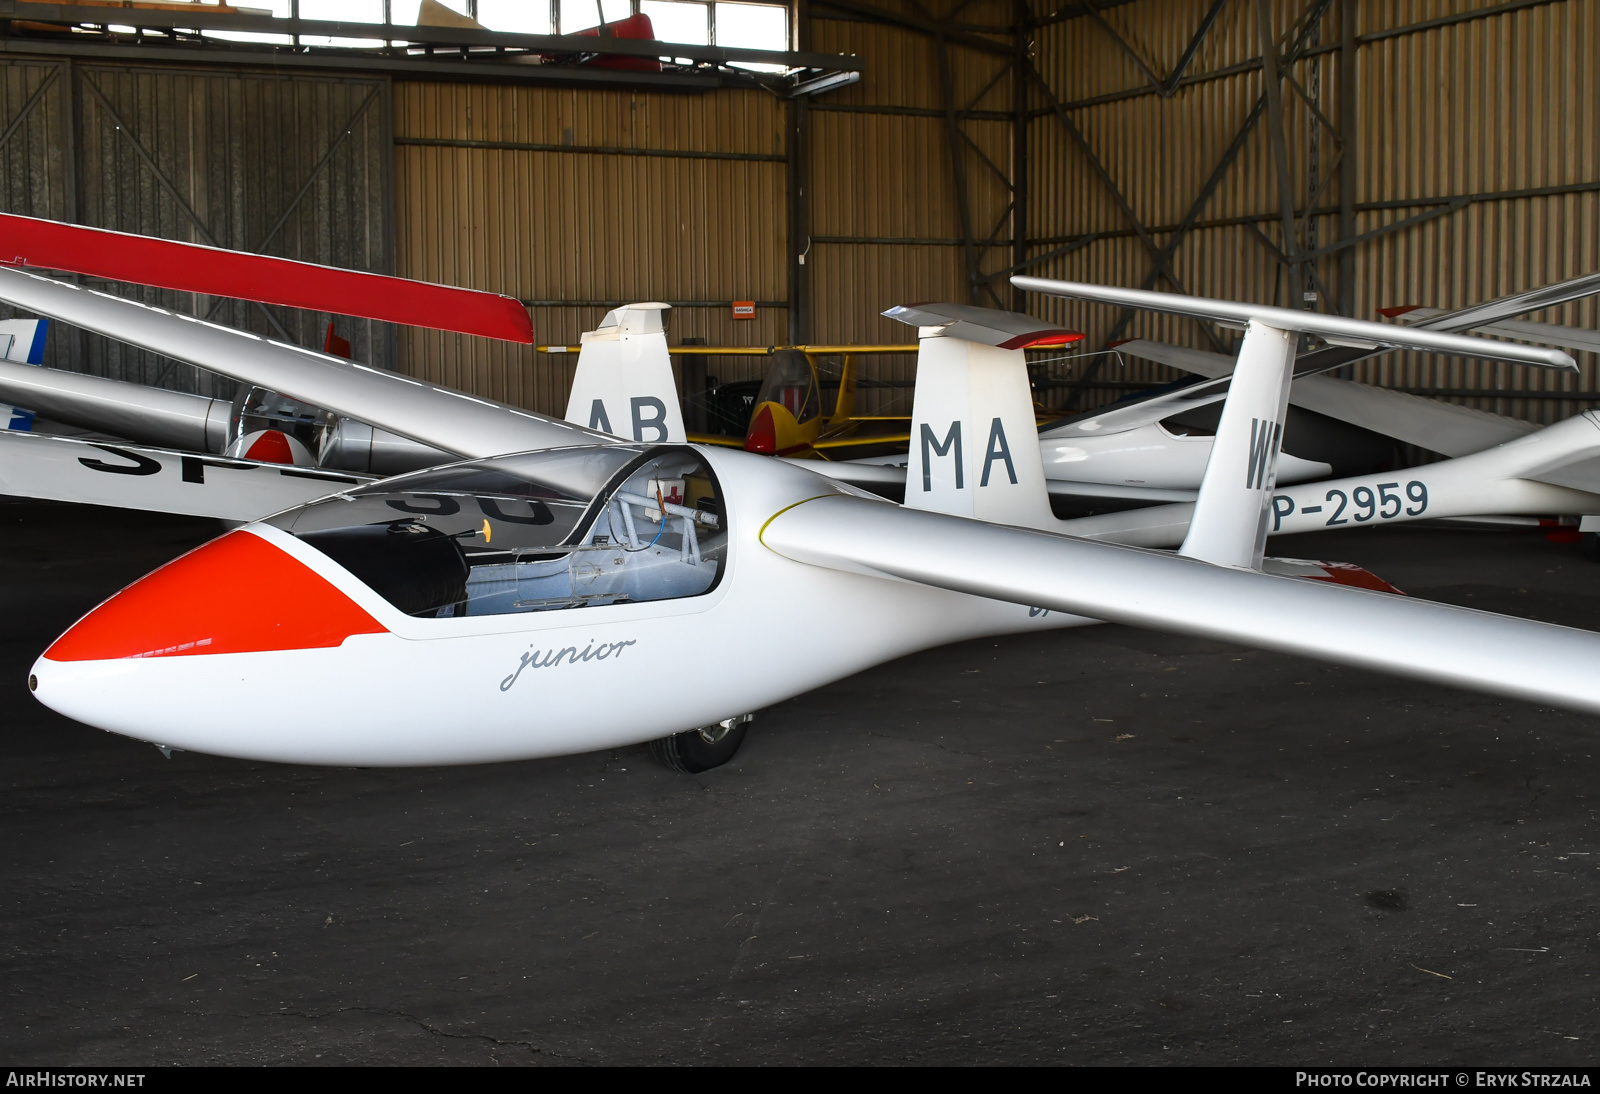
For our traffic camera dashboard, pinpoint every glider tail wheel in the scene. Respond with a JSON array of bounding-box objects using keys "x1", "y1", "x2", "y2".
[{"x1": 649, "y1": 714, "x2": 754, "y2": 774}]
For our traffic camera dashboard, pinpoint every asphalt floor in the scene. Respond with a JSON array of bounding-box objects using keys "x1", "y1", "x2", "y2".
[{"x1": 2, "y1": 496, "x2": 1597, "y2": 1065}]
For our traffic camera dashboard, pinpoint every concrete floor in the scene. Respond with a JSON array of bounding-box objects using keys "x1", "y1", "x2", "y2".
[{"x1": 2, "y1": 496, "x2": 1597, "y2": 1065}]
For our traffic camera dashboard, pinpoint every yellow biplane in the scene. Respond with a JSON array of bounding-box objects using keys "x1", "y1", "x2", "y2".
[
  {"x1": 717, "y1": 345, "x2": 915, "y2": 459},
  {"x1": 539, "y1": 333, "x2": 1079, "y2": 461}
]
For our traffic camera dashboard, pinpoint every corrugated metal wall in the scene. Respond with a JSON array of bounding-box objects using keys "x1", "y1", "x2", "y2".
[
  {"x1": 1027, "y1": 0, "x2": 1600, "y2": 423},
  {"x1": 392, "y1": 81, "x2": 788, "y2": 414},
  {"x1": 388, "y1": 10, "x2": 1018, "y2": 418},
  {"x1": 804, "y1": 5, "x2": 1016, "y2": 413},
  {"x1": 5, "y1": 2, "x2": 1581, "y2": 433},
  {"x1": 0, "y1": 59, "x2": 391, "y2": 399},
  {"x1": 0, "y1": 61, "x2": 69, "y2": 226}
]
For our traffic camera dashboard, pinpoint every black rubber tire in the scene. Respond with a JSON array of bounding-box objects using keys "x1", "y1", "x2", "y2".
[
  {"x1": 1581, "y1": 532, "x2": 1600, "y2": 563},
  {"x1": 648, "y1": 723, "x2": 749, "y2": 774}
]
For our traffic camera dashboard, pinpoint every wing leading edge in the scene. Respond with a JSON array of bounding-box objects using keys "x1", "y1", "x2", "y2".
[
  {"x1": 0, "y1": 213, "x2": 534, "y2": 343},
  {"x1": 761, "y1": 493, "x2": 1600, "y2": 716},
  {"x1": 0, "y1": 267, "x2": 609, "y2": 459}
]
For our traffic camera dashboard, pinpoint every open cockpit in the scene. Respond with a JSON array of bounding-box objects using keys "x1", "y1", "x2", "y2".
[{"x1": 267, "y1": 445, "x2": 726, "y2": 618}]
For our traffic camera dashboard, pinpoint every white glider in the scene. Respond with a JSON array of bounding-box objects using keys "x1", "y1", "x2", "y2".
[{"x1": 21, "y1": 275, "x2": 1600, "y2": 773}]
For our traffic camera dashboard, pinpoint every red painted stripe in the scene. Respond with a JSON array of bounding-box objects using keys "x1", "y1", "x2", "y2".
[
  {"x1": 1307, "y1": 561, "x2": 1404, "y2": 595},
  {"x1": 45, "y1": 530, "x2": 386, "y2": 662},
  {"x1": 1010, "y1": 331, "x2": 1085, "y2": 350},
  {"x1": 0, "y1": 213, "x2": 534, "y2": 344},
  {"x1": 994, "y1": 329, "x2": 1084, "y2": 351}
]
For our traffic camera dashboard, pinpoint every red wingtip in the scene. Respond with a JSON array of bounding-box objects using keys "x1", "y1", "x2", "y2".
[
  {"x1": 1376, "y1": 305, "x2": 1420, "y2": 318},
  {"x1": 0, "y1": 213, "x2": 535, "y2": 345},
  {"x1": 324, "y1": 322, "x2": 353, "y2": 359},
  {"x1": 44, "y1": 531, "x2": 386, "y2": 663},
  {"x1": 1019, "y1": 331, "x2": 1086, "y2": 349},
  {"x1": 1308, "y1": 561, "x2": 1405, "y2": 595}
]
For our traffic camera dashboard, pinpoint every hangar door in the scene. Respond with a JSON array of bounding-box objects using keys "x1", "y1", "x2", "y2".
[{"x1": 0, "y1": 58, "x2": 392, "y2": 399}]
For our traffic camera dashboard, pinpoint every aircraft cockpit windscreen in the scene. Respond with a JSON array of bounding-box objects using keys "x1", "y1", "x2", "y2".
[
  {"x1": 266, "y1": 445, "x2": 726, "y2": 618},
  {"x1": 755, "y1": 349, "x2": 820, "y2": 423}
]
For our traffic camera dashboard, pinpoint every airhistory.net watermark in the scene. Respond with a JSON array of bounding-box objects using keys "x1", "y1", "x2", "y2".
[{"x1": 5, "y1": 1074, "x2": 144, "y2": 1088}]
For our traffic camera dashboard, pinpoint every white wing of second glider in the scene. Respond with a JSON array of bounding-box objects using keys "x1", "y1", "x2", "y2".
[
  {"x1": 0, "y1": 267, "x2": 610, "y2": 459},
  {"x1": 1030, "y1": 274, "x2": 1595, "y2": 443},
  {"x1": 0, "y1": 429, "x2": 374, "y2": 521},
  {"x1": 1386, "y1": 308, "x2": 1600, "y2": 356},
  {"x1": 1114, "y1": 338, "x2": 1536, "y2": 457},
  {"x1": 761, "y1": 493, "x2": 1600, "y2": 715}
]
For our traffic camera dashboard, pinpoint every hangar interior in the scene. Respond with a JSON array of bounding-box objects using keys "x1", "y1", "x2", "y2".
[
  {"x1": 5, "y1": 0, "x2": 1600, "y2": 1068},
  {"x1": 0, "y1": 0, "x2": 1591, "y2": 425}
]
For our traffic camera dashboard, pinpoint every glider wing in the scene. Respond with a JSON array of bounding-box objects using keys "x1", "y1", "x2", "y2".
[
  {"x1": 0, "y1": 267, "x2": 607, "y2": 459},
  {"x1": 762, "y1": 493, "x2": 1600, "y2": 715}
]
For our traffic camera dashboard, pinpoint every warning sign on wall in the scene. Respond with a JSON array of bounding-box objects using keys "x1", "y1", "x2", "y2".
[{"x1": 732, "y1": 301, "x2": 755, "y2": 319}]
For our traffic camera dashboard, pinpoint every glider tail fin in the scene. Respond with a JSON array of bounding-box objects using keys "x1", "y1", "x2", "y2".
[
  {"x1": 564, "y1": 303, "x2": 686, "y2": 443},
  {"x1": 0, "y1": 317, "x2": 47, "y2": 363},
  {"x1": 883, "y1": 303, "x2": 1082, "y2": 529},
  {"x1": 1178, "y1": 320, "x2": 1296, "y2": 570}
]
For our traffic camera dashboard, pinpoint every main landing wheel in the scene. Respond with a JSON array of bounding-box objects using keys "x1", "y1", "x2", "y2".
[{"x1": 650, "y1": 715, "x2": 752, "y2": 774}]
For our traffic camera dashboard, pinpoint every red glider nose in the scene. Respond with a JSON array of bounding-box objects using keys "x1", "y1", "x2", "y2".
[{"x1": 44, "y1": 530, "x2": 386, "y2": 663}]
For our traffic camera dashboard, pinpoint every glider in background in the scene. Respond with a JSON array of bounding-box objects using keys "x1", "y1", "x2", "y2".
[{"x1": 1007, "y1": 278, "x2": 1600, "y2": 551}]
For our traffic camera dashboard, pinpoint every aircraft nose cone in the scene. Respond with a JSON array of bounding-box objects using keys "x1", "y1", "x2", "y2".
[
  {"x1": 40, "y1": 529, "x2": 385, "y2": 665},
  {"x1": 30, "y1": 529, "x2": 391, "y2": 755},
  {"x1": 745, "y1": 403, "x2": 776, "y2": 454}
]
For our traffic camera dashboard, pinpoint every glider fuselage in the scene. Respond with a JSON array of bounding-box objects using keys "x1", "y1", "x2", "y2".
[{"x1": 29, "y1": 448, "x2": 1086, "y2": 766}]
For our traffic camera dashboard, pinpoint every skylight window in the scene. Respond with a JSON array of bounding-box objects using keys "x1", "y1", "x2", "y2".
[
  {"x1": 297, "y1": 0, "x2": 384, "y2": 44},
  {"x1": 478, "y1": 0, "x2": 552, "y2": 33},
  {"x1": 245, "y1": 0, "x2": 789, "y2": 53},
  {"x1": 713, "y1": 2, "x2": 785, "y2": 49},
  {"x1": 639, "y1": 0, "x2": 707, "y2": 45},
  {"x1": 299, "y1": 0, "x2": 383, "y2": 21},
  {"x1": 560, "y1": 0, "x2": 631, "y2": 33}
]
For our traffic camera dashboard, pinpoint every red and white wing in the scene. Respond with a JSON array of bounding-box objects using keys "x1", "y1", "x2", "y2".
[{"x1": 0, "y1": 213, "x2": 534, "y2": 344}]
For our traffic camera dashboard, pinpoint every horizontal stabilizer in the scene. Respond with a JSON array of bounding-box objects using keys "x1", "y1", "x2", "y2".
[
  {"x1": 0, "y1": 267, "x2": 605, "y2": 459},
  {"x1": 761, "y1": 493, "x2": 1600, "y2": 715},
  {"x1": 882, "y1": 302, "x2": 1082, "y2": 349},
  {"x1": 0, "y1": 213, "x2": 534, "y2": 344},
  {"x1": 1011, "y1": 278, "x2": 1577, "y2": 371}
]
